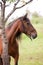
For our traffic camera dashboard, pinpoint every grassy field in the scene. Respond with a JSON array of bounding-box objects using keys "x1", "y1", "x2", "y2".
[{"x1": 11, "y1": 17, "x2": 43, "y2": 65}]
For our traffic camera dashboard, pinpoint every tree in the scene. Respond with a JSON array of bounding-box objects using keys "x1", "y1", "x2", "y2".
[
  {"x1": 0, "y1": 0, "x2": 33, "y2": 65},
  {"x1": 32, "y1": 11, "x2": 39, "y2": 18}
]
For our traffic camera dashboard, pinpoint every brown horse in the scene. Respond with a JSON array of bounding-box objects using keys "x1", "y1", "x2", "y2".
[{"x1": 0, "y1": 14, "x2": 37, "y2": 65}]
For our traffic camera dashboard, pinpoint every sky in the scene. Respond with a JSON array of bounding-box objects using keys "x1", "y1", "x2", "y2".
[
  {"x1": 0, "y1": 0, "x2": 43, "y2": 21},
  {"x1": 27, "y1": 0, "x2": 43, "y2": 16}
]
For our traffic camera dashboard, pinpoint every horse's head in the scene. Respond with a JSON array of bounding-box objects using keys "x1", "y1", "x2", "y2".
[{"x1": 20, "y1": 14, "x2": 37, "y2": 39}]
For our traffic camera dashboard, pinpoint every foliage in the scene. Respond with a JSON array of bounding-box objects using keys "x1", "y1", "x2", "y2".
[
  {"x1": 32, "y1": 13, "x2": 43, "y2": 24},
  {"x1": 32, "y1": 11, "x2": 39, "y2": 18},
  {"x1": 7, "y1": 0, "x2": 16, "y2": 2}
]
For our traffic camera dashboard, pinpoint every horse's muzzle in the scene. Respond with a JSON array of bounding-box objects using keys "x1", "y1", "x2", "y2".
[{"x1": 31, "y1": 33, "x2": 37, "y2": 39}]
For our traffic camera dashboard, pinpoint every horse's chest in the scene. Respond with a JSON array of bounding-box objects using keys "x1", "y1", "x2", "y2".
[{"x1": 8, "y1": 41, "x2": 18, "y2": 56}]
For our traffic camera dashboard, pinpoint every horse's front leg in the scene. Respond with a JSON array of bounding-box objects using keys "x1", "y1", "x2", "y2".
[
  {"x1": 0, "y1": 56, "x2": 3, "y2": 65},
  {"x1": 15, "y1": 61, "x2": 18, "y2": 65},
  {"x1": 14, "y1": 53, "x2": 19, "y2": 65},
  {"x1": 9, "y1": 56, "x2": 11, "y2": 65}
]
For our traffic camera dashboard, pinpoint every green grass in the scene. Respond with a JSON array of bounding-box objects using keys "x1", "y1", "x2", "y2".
[
  {"x1": 32, "y1": 16, "x2": 43, "y2": 24},
  {"x1": 10, "y1": 20, "x2": 43, "y2": 65}
]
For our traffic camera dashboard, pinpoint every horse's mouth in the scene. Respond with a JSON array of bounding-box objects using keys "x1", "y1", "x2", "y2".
[
  {"x1": 28, "y1": 33, "x2": 37, "y2": 40},
  {"x1": 26, "y1": 32, "x2": 37, "y2": 40},
  {"x1": 30, "y1": 33, "x2": 37, "y2": 40}
]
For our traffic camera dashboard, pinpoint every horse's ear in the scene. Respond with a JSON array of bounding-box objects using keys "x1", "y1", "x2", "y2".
[
  {"x1": 25, "y1": 13, "x2": 28, "y2": 17},
  {"x1": 23, "y1": 13, "x2": 28, "y2": 19}
]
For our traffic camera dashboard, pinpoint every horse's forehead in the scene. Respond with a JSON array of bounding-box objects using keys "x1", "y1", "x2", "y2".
[{"x1": 24, "y1": 18, "x2": 30, "y2": 23}]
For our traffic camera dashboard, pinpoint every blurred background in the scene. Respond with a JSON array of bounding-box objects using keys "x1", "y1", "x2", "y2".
[{"x1": 0, "y1": 0, "x2": 43, "y2": 65}]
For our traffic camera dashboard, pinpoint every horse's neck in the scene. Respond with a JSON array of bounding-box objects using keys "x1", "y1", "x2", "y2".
[
  {"x1": 10, "y1": 28, "x2": 19, "y2": 43},
  {"x1": 6, "y1": 20, "x2": 20, "y2": 40},
  {"x1": 9, "y1": 21, "x2": 20, "y2": 43}
]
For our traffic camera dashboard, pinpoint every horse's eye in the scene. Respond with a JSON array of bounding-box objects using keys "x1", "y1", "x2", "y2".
[{"x1": 27, "y1": 22, "x2": 29, "y2": 25}]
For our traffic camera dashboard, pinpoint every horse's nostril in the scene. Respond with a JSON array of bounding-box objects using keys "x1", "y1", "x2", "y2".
[
  {"x1": 34, "y1": 34, "x2": 37, "y2": 38},
  {"x1": 31, "y1": 33, "x2": 37, "y2": 39},
  {"x1": 36, "y1": 34, "x2": 37, "y2": 37}
]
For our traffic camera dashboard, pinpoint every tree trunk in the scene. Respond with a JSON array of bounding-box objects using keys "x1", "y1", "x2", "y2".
[
  {"x1": 1, "y1": 28, "x2": 10, "y2": 65},
  {"x1": 0, "y1": 1, "x2": 10, "y2": 65}
]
